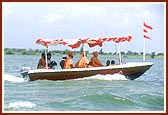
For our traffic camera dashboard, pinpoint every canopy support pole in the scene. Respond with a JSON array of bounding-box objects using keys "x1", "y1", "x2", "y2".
[
  {"x1": 115, "y1": 42, "x2": 119, "y2": 64},
  {"x1": 83, "y1": 44, "x2": 86, "y2": 57},
  {"x1": 143, "y1": 35, "x2": 146, "y2": 61},
  {"x1": 115, "y1": 42, "x2": 121, "y2": 65},
  {"x1": 118, "y1": 43, "x2": 122, "y2": 64},
  {"x1": 45, "y1": 47, "x2": 48, "y2": 68}
]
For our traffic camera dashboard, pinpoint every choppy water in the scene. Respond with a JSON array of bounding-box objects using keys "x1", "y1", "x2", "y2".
[{"x1": 3, "y1": 55, "x2": 165, "y2": 112}]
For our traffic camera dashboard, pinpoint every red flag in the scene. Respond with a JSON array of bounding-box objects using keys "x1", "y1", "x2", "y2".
[
  {"x1": 144, "y1": 22, "x2": 153, "y2": 30},
  {"x1": 144, "y1": 35, "x2": 151, "y2": 40},
  {"x1": 143, "y1": 29, "x2": 148, "y2": 33},
  {"x1": 143, "y1": 22, "x2": 153, "y2": 40}
]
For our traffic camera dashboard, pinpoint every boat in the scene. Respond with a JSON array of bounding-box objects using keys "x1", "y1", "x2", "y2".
[
  {"x1": 21, "y1": 62, "x2": 153, "y2": 81},
  {"x1": 21, "y1": 36, "x2": 153, "y2": 81}
]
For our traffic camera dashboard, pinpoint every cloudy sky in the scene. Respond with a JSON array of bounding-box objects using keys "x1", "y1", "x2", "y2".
[{"x1": 3, "y1": 2, "x2": 165, "y2": 53}]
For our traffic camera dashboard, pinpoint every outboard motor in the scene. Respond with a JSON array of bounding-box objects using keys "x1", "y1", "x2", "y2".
[{"x1": 21, "y1": 67, "x2": 32, "y2": 78}]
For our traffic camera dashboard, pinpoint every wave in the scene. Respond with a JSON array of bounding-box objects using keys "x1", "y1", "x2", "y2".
[
  {"x1": 7, "y1": 101, "x2": 36, "y2": 109},
  {"x1": 77, "y1": 74, "x2": 128, "y2": 81},
  {"x1": 4, "y1": 74, "x2": 28, "y2": 83},
  {"x1": 4, "y1": 73, "x2": 128, "y2": 83},
  {"x1": 45, "y1": 93, "x2": 138, "y2": 111}
]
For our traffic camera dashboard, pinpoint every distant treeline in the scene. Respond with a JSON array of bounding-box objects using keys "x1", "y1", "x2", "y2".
[{"x1": 4, "y1": 48, "x2": 164, "y2": 58}]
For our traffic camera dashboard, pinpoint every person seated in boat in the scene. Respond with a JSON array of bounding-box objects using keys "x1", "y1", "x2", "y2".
[
  {"x1": 64, "y1": 51, "x2": 74, "y2": 69},
  {"x1": 106, "y1": 60, "x2": 110, "y2": 66},
  {"x1": 75, "y1": 51, "x2": 89, "y2": 68},
  {"x1": 89, "y1": 51, "x2": 104, "y2": 67},
  {"x1": 110, "y1": 60, "x2": 115, "y2": 66},
  {"x1": 37, "y1": 52, "x2": 46, "y2": 69},
  {"x1": 60, "y1": 54, "x2": 67, "y2": 69},
  {"x1": 47, "y1": 52, "x2": 52, "y2": 65},
  {"x1": 47, "y1": 52, "x2": 57, "y2": 69}
]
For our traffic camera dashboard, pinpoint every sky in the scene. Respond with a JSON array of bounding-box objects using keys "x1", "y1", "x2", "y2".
[{"x1": 3, "y1": 2, "x2": 165, "y2": 53}]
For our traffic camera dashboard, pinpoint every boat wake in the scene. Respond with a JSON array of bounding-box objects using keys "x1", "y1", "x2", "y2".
[
  {"x1": 77, "y1": 74, "x2": 128, "y2": 81},
  {"x1": 4, "y1": 73, "x2": 128, "y2": 82},
  {"x1": 4, "y1": 74, "x2": 28, "y2": 83},
  {"x1": 7, "y1": 101, "x2": 36, "y2": 109}
]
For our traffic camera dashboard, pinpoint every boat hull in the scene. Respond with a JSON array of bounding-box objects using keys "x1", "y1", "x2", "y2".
[{"x1": 25, "y1": 62, "x2": 153, "y2": 81}]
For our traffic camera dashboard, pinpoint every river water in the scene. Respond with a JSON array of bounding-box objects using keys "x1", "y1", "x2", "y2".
[{"x1": 3, "y1": 54, "x2": 165, "y2": 112}]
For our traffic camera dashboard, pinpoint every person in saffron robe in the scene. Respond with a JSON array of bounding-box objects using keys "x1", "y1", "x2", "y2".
[
  {"x1": 89, "y1": 51, "x2": 104, "y2": 67},
  {"x1": 64, "y1": 51, "x2": 74, "y2": 69},
  {"x1": 37, "y1": 52, "x2": 46, "y2": 69},
  {"x1": 75, "y1": 52, "x2": 89, "y2": 68}
]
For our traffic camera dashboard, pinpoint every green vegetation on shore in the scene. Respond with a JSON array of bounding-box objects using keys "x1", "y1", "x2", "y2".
[{"x1": 4, "y1": 48, "x2": 164, "y2": 59}]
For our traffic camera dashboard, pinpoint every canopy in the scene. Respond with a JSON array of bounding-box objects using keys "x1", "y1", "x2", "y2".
[
  {"x1": 36, "y1": 36, "x2": 132, "y2": 49},
  {"x1": 36, "y1": 39, "x2": 66, "y2": 47}
]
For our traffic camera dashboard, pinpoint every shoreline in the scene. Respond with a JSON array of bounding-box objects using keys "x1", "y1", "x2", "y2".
[{"x1": 4, "y1": 53, "x2": 164, "y2": 59}]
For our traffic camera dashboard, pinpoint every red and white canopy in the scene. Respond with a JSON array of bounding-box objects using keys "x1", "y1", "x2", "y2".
[
  {"x1": 36, "y1": 39, "x2": 66, "y2": 47},
  {"x1": 36, "y1": 36, "x2": 132, "y2": 49}
]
